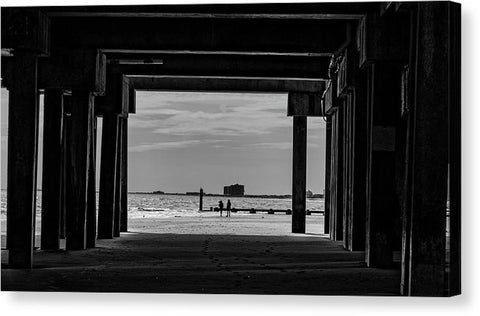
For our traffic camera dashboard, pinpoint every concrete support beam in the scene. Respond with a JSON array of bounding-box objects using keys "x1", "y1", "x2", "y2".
[
  {"x1": 329, "y1": 108, "x2": 344, "y2": 241},
  {"x1": 1, "y1": 9, "x2": 50, "y2": 55},
  {"x1": 86, "y1": 116, "x2": 97, "y2": 248},
  {"x1": 287, "y1": 93, "x2": 324, "y2": 116},
  {"x1": 2, "y1": 49, "x2": 106, "y2": 94},
  {"x1": 404, "y1": 2, "x2": 455, "y2": 296},
  {"x1": 38, "y1": 50, "x2": 106, "y2": 94},
  {"x1": 365, "y1": 62, "x2": 401, "y2": 268},
  {"x1": 323, "y1": 80, "x2": 339, "y2": 115},
  {"x1": 340, "y1": 85, "x2": 367, "y2": 252},
  {"x1": 129, "y1": 88, "x2": 136, "y2": 114},
  {"x1": 333, "y1": 45, "x2": 359, "y2": 250},
  {"x1": 128, "y1": 75, "x2": 325, "y2": 93},
  {"x1": 60, "y1": 96, "x2": 72, "y2": 240},
  {"x1": 447, "y1": 2, "x2": 461, "y2": 297},
  {"x1": 40, "y1": 89, "x2": 64, "y2": 250},
  {"x1": 355, "y1": 4, "x2": 410, "y2": 267},
  {"x1": 95, "y1": 74, "x2": 129, "y2": 116},
  {"x1": 65, "y1": 91, "x2": 94, "y2": 250},
  {"x1": 108, "y1": 53, "x2": 331, "y2": 79},
  {"x1": 349, "y1": 74, "x2": 368, "y2": 251},
  {"x1": 114, "y1": 117, "x2": 123, "y2": 237},
  {"x1": 98, "y1": 113, "x2": 119, "y2": 239},
  {"x1": 49, "y1": 17, "x2": 347, "y2": 54},
  {"x1": 6, "y1": 51, "x2": 39, "y2": 268},
  {"x1": 292, "y1": 116, "x2": 307, "y2": 234},
  {"x1": 323, "y1": 116, "x2": 332, "y2": 235},
  {"x1": 46, "y1": 11, "x2": 367, "y2": 20},
  {"x1": 357, "y1": 9, "x2": 410, "y2": 69},
  {"x1": 120, "y1": 117, "x2": 129, "y2": 232},
  {"x1": 342, "y1": 95, "x2": 352, "y2": 249}
]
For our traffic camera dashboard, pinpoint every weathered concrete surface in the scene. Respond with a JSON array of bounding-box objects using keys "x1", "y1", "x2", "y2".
[
  {"x1": 41, "y1": 89, "x2": 64, "y2": 251},
  {"x1": 97, "y1": 114, "x2": 119, "y2": 239},
  {"x1": 65, "y1": 91, "x2": 94, "y2": 251},
  {"x1": 292, "y1": 116, "x2": 307, "y2": 233},
  {"x1": 2, "y1": 216, "x2": 400, "y2": 295},
  {"x1": 6, "y1": 52, "x2": 39, "y2": 269}
]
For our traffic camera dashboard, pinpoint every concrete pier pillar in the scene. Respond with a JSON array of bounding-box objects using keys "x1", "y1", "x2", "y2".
[
  {"x1": 329, "y1": 107, "x2": 344, "y2": 241},
  {"x1": 114, "y1": 117, "x2": 122, "y2": 237},
  {"x1": 6, "y1": 51, "x2": 39, "y2": 268},
  {"x1": 60, "y1": 96, "x2": 72, "y2": 240},
  {"x1": 404, "y1": 2, "x2": 454, "y2": 296},
  {"x1": 292, "y1": 116, "x2": 307, "y2": 233},
  {"x1": 40, "y1": 89, "x2": 64, "y2": 250},
  {"x1": 349, "y1": 76, "x2": 368, "y2": 251},
  {"x1": 86, "y1": 115, "x2": 97, "y2": 248},
  {"x1": 342, "y1": 95, "x2": 352, "y2": 249},
  {"x1": 98, "y1": 113, "x2": 119, "y2": 239},
  {"x1": 120, "y1": 117, "x2": 128, "y2": 232},
  {"x1": 65, "y1": 91, "x2": 94, "y2": 250},
  {"x1": 447, "y1": 2, "x2": 461, "y2": 296},
  {"x1": 323, "y1": 117, "x2": 332, "y2": 235},
  {"x1": 365, "y1": 62, "x2": 401, "y2": 268}
]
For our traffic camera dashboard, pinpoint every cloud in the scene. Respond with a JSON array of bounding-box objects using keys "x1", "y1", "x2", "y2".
[
  {"x1": 250, "y1": 142, "x2": 292, "y2": 150},
  {"x1": 129, "y1": 139, "x2": 226, "y2": 152},
  {"x1": 131, "y1": 91, "x2": 290, "y2": 137},
  {"x1": 151, "y1": 111, "x2": 291, "y2": 136}
]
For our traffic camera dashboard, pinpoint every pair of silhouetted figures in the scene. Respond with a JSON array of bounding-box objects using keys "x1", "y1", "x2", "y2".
[{"x1": 218, "y1": 200, "x2": 231, "y2": 217}]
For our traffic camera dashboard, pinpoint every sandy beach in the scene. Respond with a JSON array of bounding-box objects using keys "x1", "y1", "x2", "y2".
[
  {"x1": 1, "y1": 212, "x2": 324, "y2": 247},
  {"x1": 129, "y1": 213, "x2": 325, "y2": 235},
  {"x1": 1, "y1": 214, "x2": 400, "y2": 295}
]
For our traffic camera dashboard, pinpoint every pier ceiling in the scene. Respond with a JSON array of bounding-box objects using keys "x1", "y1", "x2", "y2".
[
  {"x1": 127, "y1": 75, "x2": 326, "y2": 94},
  {"x1": 1, "y1": 4, "x2": 372, "y2": 91},
  {"x1": 105, "y1": 51, "x2": 332, "y2": 80},
  {"x1": 48, "y1": 17, "x2": 349, "y2": 53},
  {"x1": 41, "y1": 2, "x2": 374, "y2": 17},
  {"x1": 2, "y1": 3, "x2": 372, "y2": 55}
]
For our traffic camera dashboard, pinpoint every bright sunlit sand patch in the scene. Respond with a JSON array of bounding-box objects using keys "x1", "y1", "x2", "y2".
[{"x1": 126, "y1": 214, "x2": 325, "y2": 237}]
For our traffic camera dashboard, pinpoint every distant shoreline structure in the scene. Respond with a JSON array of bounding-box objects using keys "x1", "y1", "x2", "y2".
[
  {"x1": 127, "y1": 191, "x2": 324, "y2": 199},
  {"x1": 0, "y1": 189, "x2": 324, "y2": 199}
]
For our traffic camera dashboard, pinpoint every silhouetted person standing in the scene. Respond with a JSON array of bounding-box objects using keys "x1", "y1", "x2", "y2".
[
  {"x1": 226, "y1": 200, "x2": 231, "y2": 217},
  {"x1": 219, "y1": 200, "x2": 224, "y2": 217}
]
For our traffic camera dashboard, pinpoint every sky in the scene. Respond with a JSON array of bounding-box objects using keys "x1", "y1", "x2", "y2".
[{"x1": 1, "y1": 88, "x2": 327, "y2": 195}]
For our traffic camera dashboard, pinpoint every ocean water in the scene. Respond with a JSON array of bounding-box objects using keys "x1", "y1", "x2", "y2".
[{"x1": 0, "y1": 190, "x2": 324, "y2": 219}]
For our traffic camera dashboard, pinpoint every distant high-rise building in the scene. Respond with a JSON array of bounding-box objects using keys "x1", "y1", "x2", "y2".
[{"x1": 224, "y1": 184, "x2": 245, "y2": 196}]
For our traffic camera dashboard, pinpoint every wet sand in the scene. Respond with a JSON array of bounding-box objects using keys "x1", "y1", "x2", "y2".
[{"x1": 1, "y1": 214, "x2": 400, "y2": 295}]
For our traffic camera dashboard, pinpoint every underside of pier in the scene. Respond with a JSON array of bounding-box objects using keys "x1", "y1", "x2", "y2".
[{"x1": 1, "y1": 1, "x2": 460, "y2": 296}]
